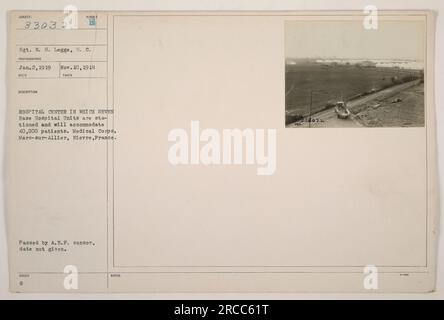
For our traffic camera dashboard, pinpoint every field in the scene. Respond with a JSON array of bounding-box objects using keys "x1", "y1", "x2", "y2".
[
  {"x1": 285, "y1": 63, "x2": 423, "y2": 118},
  {"x1": 354, "y1": 83, "x2": 424, "y2": 127}
]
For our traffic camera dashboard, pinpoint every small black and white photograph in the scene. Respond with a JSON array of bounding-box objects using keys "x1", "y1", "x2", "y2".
[{"x1": 285, "y1": 19, "x2": 425, "y2": 128}]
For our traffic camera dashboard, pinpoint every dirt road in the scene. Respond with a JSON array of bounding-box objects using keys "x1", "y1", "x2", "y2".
[{"x1": 287, "y1": 79, "x2": 422, "y2": 128}]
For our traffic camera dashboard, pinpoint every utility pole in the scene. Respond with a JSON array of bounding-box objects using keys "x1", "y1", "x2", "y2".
[{"x1": 308, "y1": 90, "x2": 313, "y2": 128}]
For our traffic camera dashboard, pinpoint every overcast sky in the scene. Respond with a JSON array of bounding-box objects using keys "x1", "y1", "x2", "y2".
[{"x1": 285, "y1": 19, "x2": 425, "y2": 61}]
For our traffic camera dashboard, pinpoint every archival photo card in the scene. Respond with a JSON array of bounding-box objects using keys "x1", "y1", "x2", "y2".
[
  {"x1": 285, "y1": 19, "x2": 426, "y2": 128},
  {"x1": 5, "y1": 11, "x2": 437, "y2": 293}
]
